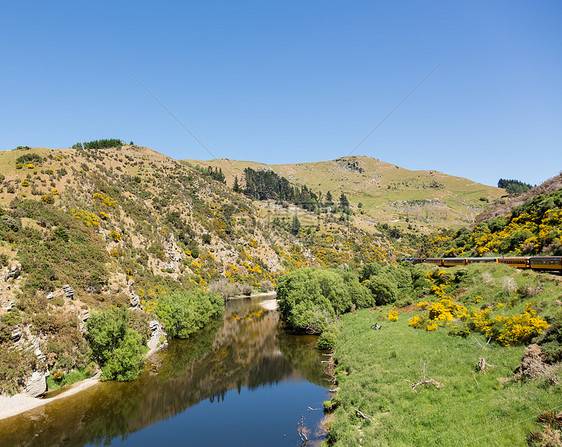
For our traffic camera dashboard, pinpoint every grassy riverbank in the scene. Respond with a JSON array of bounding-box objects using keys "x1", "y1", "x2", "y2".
[{"x1": 324, "y1": 266, "x2": 562, "y2": 446}]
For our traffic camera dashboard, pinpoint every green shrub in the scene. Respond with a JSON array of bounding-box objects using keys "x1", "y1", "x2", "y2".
[
  {"x1": 155, "y1": 290, "x2": 223, "y2": 339},
  {"x1": 316, "y1": 324, "x2": 339, "y2": 349},
  {"x1": 85, "y1": 308, "x2": 147, "y2": 381},
  {"x1": 535, "y1": 310, "x2": 562, "y2": 363},
  {"x1": 15, "y1": 153, "x2": 43, "y2": 165},
  {"x1": 277, "y1": 268, "x2": 368, "y2": 333},
  {"x1": 365, "y1": 276, "x2": 398, "y2": 305}
]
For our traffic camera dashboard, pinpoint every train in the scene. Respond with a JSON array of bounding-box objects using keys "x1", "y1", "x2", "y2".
[{"x1": 403, "y1": 256, "x2": 562, "y2": 272}]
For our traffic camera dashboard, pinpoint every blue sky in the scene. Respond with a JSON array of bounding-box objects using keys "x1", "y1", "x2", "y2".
[{"x1": 1, "y1": 1, "x2": 560, "y2": 186}]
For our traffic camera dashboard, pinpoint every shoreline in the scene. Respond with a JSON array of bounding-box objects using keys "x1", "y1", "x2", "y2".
[
  {"x1": 0, "y1": 340, "x2": 168, "y2": 422},
  {"x1": 0, "y1": 374, "x2": 101, "y2": 421},
  {"x1": 0, "y1": 295, "x2": 276, "y2": 422},
  {"x1": 226, "y1": 291, "x2": 277, "y2": 300}
]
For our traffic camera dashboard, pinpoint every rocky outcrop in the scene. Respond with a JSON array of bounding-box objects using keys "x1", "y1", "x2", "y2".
[
  {"x1": 3, "y1": 264, "x2": 22, "y2": 281},
  {"x1": 24, "y1": 371, "x2": 49, "y2": 398},
  {"x1": 164, "y1": 233, "x2": 182, "y2": 271},
  {"x1": 62, "y1": 284, "x2": 74, "y2": 299},
  {"x1": 147, "y1": 320, "x2": 167, "y2": 354}
]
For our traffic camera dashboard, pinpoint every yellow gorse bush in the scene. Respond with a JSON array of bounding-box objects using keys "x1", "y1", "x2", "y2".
[
  {"x1": 465, "y1": 304, "x2": 549, "y2": 346},
  {"x1": 410, "y1": 295, "x2": 549, "y2": 345},
  {"x1": 93, "y1": 192, "x2": 116, "y2": 208}
]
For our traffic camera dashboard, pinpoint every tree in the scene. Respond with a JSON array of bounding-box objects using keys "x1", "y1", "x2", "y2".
[
  {"x1": 325, "y1": 191, "x2": 333, "y2": 207},
  {"x1": 233, "y1": 176, "x2": 241, "y2": 193},
  {"x1": 339, "y1": 193, "x2": 350, "y2": 214},
  {"x1": 291, "y1": 216, "x2": 301, "y2": 235},
  {"x1": 155, "y1": 290, "x2": 222, "y2": 339},
  {"x1": 85, "y1": 308, "x2": 147, "y2": 381}
]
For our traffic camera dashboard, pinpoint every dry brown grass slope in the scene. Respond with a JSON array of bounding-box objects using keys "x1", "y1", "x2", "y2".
[
  {"x1": 183, "y1": 155, "x2": 505, "y2": 232},
  {"x1": 476, "y1": 172, "x2": 562, "y2": 222}
]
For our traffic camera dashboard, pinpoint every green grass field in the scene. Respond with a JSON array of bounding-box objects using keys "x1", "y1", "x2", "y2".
[
  {"x1": 328, "y1": 310, "x2": 561, "y2": 446},
  {"x1": 326, "y1": 265, "x2": 562, "y2": 446}
]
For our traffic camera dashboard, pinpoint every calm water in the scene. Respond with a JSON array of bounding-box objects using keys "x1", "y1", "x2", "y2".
[{"x1": 0, "y1": 298, "x2": 329, "y2": 447}]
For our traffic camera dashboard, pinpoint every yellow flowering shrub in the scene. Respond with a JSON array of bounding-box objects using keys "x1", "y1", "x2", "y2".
[
  {"x1": 465, "y1": 304, "x2": 549, "y2": 346},
  {"x1": 70, "y1": 208, "x2": 100, "y2": 227},
  {"x1": 109, "y1": 230, "x2": 121, "y2": 242},
  {"x1": 411, "y1": 296, "x2": 549, "y2": 345},
  {"x1": 93, "y1": 192, "x2": 116, "y2": 208},
  {"x1": 387, "y1": 309, "x2": 399, "y2": 321}
]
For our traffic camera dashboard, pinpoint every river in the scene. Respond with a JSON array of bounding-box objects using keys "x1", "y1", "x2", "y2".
[{"x1": 0, "y1": 298, "x2": 330, "y2": 446}]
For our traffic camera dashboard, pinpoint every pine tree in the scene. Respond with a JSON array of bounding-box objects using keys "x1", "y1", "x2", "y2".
[
  {"x1": 233, "y1": 176, "x2": 241, "y2": 192},
  {"x1": 339, "y1": 192, "x2": 351, "y2": 214},
  {"x1": 290, "y1": 216, "x2": 301, "y2": 235}
]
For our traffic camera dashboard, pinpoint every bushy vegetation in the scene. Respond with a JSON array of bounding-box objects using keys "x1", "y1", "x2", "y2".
[
  {"x1": 85, "y1": 308, "x2": 149, "y2": 381},
  {"x1": 0, "y1": 345, "x2": 38, "y2": 395},
  {"x1": 3, "y1": 200, "x2": 110, "y2": 293},
  {"x1": 15, "y1": 153, "x2": 43, "y2": 165},
  {"x1": 276, "y1": 268, "x2": 370, "y2": 333},
  {"x1": 155, "y1": 290, "x2": 223, "y2": 339},
  {"x1": 424, "y1": 189, "x2": 562, "y2": 256}
]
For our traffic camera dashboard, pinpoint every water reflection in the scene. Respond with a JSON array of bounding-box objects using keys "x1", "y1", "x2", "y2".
[{"x1": 0, "y1": 299, "x2": 328, "y2": 447}]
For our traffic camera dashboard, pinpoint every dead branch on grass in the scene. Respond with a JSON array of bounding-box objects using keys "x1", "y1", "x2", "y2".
[
  {"x1": 355, "y1": 408, "x2": 373, "y2": 422},
  {"x1": 477, "y1": 357, "x2": 496, "y2": 372}
]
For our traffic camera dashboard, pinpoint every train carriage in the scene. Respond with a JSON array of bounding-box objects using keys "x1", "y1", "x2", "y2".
[
  {"x1": 412, "y1": 256, "x2": 561, "y2": 273},
  {"x1": 465, "y1": 257, "x2": 497, "y2": 264},
  {"x1": 442, "y1": 258, "x2": 467, "y2": 267},
  {"x1": 496, "y1": 257, "x2": 529, "y2": 268},
  {"x1": 529, "y1": 256, "x2": 562, "y2": 271}
]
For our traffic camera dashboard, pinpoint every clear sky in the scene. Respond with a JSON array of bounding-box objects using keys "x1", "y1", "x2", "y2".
[{"x1": 1, "y1": 1, "x2": 560, "y2": 186}]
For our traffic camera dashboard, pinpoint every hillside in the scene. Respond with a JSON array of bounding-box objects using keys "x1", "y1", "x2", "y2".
[
  {"x1": 476, "y1": 172, "x2": 562, "y2": 222},
  {"x1": 183, "y1": 155, "x2": 505, "y2": 233},
  {"x1": 422, "y1": 174, "x2": 562, "y2": 257},
  {"x1": 0, "y1": 144, "x2": 393, "y2": 396}
]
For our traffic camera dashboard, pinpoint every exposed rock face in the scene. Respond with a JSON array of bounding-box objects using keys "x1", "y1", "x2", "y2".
[
  {"x1": 62, "y1": 284, "x2": 74, "y2": 299},
  {"x1": 24, "y1": 371, "x2": 49, "y2": 397},
  {"x1": 129, "y1": 290, "x2": 140, "y2": 308},
  {"x1": 2, "y1": 299, "x2": 15, "y2": 311},
  {"x1": 3, "y1": 264, "x2": 22, "y2": 281},
  {"x1": 147, "y1": 320, "x2": 166, "y2": 353},
  {"x1": 10, "y1": 326, "x2": 22, "y2": 342},
  {"x1": 164, "y1": 233, "x2": 182, "y2": 271}
]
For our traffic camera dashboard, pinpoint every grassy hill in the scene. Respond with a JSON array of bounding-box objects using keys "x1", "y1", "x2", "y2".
[
  {"x1": 183, "y1": 155, "x2": 505, "y2": 233},
  {"x1": 0, "y1": 144, "x2": 395, "y2": 395}
]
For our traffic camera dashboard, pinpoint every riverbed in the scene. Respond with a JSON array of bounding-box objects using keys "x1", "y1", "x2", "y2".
[{"x1": 0, "y1": 298, "x2": 329, "y2": 446}]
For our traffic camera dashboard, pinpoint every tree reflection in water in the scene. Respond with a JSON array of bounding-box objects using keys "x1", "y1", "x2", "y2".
[{"x1": 0, "y1": 299, "x2": 329, "y2": 447}]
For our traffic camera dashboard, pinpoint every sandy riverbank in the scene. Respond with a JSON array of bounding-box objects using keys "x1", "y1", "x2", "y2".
[
  {"x1": 0, "y1": 374, "x2": 101, "y2": 421},
  {"x1": 0, "y1": 339, "x2": 168, "y2": 422}
]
